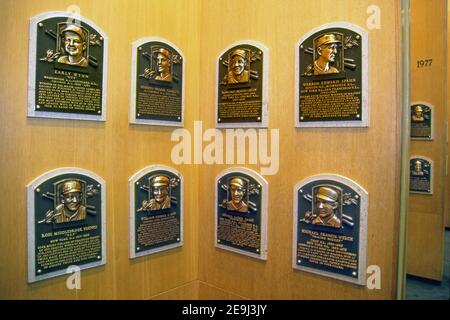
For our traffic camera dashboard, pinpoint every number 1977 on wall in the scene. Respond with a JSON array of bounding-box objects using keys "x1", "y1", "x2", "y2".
[{"x1": 417, "y1": 59, "x2": 433, "y2": 68}]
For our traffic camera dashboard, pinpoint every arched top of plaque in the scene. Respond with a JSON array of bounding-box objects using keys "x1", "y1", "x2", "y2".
[
  {"x1": 27, "y1": 167, "x2": 106, "y2": 189},
  {"x1": 215, "y1": 167, "x2": 268, "y2": 260},
  {"x1": 129, "y1": 165, "x2": 184, "y2": 258},
  {"x1": 215, "y1": 167, "x2": 269, "y2": 191},
  {"x1": 410, "y1": 155, "x2": 434, "y2": 164},
  {"x1": 293, "y1": 173, "x2": 368, "y2": 285},
  {"x1": 129, "y1": 164, "x2": 183, "y2": 183},
  {"x1": 409, "y1": 155, "x2": 434, "y2": 195},
  {"x1": 28, "y1": 11, "x2": 108, "y2": 121},
  {"x1": 27, "y1": 167, "x2": 106, "y2": 283},
  {"x1": 295, "y1": 22, "x2": 369, "y2": 128},
  {"x1": 293, "y1": 173, "x2": 368, "y2": 206},
  {"x1": 216, "y1": 40, "x2": 269, "y2": 129},
  {"x1": 410, "y1": 101, "x2": 435, "y2": 140},
  {"x1": 130, "y1": 37, "x2": 185, "y2": 127}
]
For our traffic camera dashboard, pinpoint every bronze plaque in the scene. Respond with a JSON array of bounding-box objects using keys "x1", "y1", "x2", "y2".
[
  {"x1": 293, "y1": 174, "x2": 368, "y2": 285},
  {"x1": 216, "y1": 42, "x2": 268, "y2": 128},
  {"x1": 215, "y1": 168, "x2": 268, "y2": 260},
  {"x1": 410, "y1": 157, "x2": 433, "y2": 194},
  {"x1": 131, "y1": 38, "x2": 184, "y2": 126},
  {"x1": 411, "y1": 103, "x2": 433, "y2": 140},
  {"x1": 296, "y1": 23, "x2": 368, "y2": 127},
  {"x1": 28, "y1": 12, "x2": 107, "y2": 121},
  {"x1": 27, "y1": 168, "x2": 106, "y2": 283},
  {"x1": 129, "y1": 166, "x2": 183, "y2": 258}
]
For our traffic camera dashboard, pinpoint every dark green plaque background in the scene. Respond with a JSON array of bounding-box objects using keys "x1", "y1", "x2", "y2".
[
  {"x1": 216, "y1": 172, "x2": 262, "y2": 255},
  {"x1": 410, "y1": 158, "x2": 432, "y2": 194},
  {"x1": 411, "y1": 104, "x2": 432, "y2": 139},
  {"x1": 298, "y1": 27, "x2": 363, "y2": 123},
  {"x1": 135, "y1": 41, "x2": 183, "y2": 122},
  {"x1": 33, "y1": 173, "x2": 102, "y2": 277},
  {"x1": 134, "y1": 170, "x2": 181, "y2": 254},
  {"x1": 34, "y1": 17, "x2": 104, "y2": 115},
  {"x1": 217, "y1": 44, "x2": 264, "y2": 124}
]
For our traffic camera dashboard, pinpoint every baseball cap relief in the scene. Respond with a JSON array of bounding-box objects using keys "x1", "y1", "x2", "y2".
[
  {"x1": 60, "y1": 24, "x2": 86, "y2": 41},
  {"x1": 61, "y1": 181, "x2": 82, "y2": 194},
  {"x1": 151, "y1": 175, "x2": 170, "y2": 187},
  {"x1": 230, "y1": 49, "x2": 247, "y2": 59},
  {"x1": 153, "y1": 48, "x2": 171, "y2": 60},
  {"x1": 229, "y1": 177, "x2": 246, "y2": 189},
  {"x1": 316, "y1": 186, "x2": 338, "y2": 202},
  {"x1": 315, "y1": 34, "x2": 340, "y2": 48}
]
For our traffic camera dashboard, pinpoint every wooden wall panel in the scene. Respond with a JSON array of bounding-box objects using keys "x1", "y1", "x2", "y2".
[
  {"x1": 407, "y1": 212, "x2": 445, "y2": 278},
  {"x1": 446, "y1": 0, "x2": 450, "y2": 229},
  {"x1": 407, "y1": 0, "x2": 447, "y2": 281},
  {"x1": 0, "y1": 0, "x2": 200, "y2": 299},
  {"x1": 149, "y1": 280, "x2": 199, "y2": 300},
  {"x1": 197, "y1": 0, "x2": 401, "y2": 299},
  {"x1": 198, "y1": 281, "x2": 248, "y2": 300},
  {"x1": 0, "y1": 0, "x2": 404, "y2": 300}
]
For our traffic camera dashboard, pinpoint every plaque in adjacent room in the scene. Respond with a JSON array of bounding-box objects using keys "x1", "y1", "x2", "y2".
[
  {"x1": 410, "y1": 157, "x2": 433, "y2": 194},
  {"x1": 28, "y1": 12, "x2": 108, "y2": 121},
  {"x1": 216, "y1": 41, "x2": 269, "y2": 128},
  {"x1": 129, "y1": 165, "x2": 183, "y2": 258},
  {"x1": 215, "y1": 168, "x2": 268, "y2": 260},
  {"x1": 27, "y1": 168, "x2": 106, "y2": 283},
  {"x1": 293, "y1": 174, "x2": 368, "y2": 285},
  {"x1": 295, "y1": 23, "x2": 369, "y2": 127},
  {"x1": 130, "y1": 38, "x2": 184, "y2": 126},
  {"x1": 410, "y1": 102, "x2": 433, "y2": 140}
]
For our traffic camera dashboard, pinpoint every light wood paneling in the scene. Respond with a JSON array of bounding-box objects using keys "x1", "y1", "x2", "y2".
[
  {"x1": 407, "y1": 212, "x2": 446, "y2": 278},
  {"x1": 446, "y1": 0, "x2": 450, "y2": 229},
  {"x1": 150, "y1": 280, "x2": 199, "y2": 300},
  {"x1": 0, "y1": 0, "x2": 405, "y2": 300},
  {"x1": 0, "y1": 0, "x2": 200, "y2": 299},
  {"x1": 407, "y1": 0, "x2": 447, "y2": 281},
  {"x1": 198, "y1": 281, "x2": 248, "y2": 300},
  {"x1": 198, "y1": 0, "x2": 402, "y2": 299}
]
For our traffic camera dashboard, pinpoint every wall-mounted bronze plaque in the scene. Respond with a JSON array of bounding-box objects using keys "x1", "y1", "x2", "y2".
[
  {"x1": 293, "y1": 174, "x2": 368, "y2": 285},
  {"x1": 28, "y1": 12, "x2": 108, "y2": 121},
  {"x1": 410, "y1": 156, "x2": 433, "y2": 194},
  {"x1": 215, "y1": 168, "x2": 268, "y2": 260},
  {"x1": 410, "y1": 102, "x2": 433, "y2": 140},
  {"x1": 216, "y1": 41, "x2": 269, "y2": 128},
  {"x1": 130, "y1": 38, "x2": 184, "y2": 126},
  {"x1": 27, "y1": 168, "x2": 106, "y2": 283},
  {"x1": 129, "y1": 165, "x2": 183, "y2": 258},
  {"x1": 295, "y1": 23, "x2": 369, "y2": 127}
]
